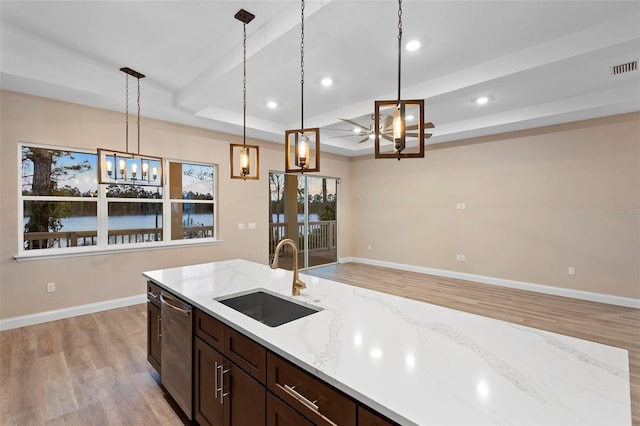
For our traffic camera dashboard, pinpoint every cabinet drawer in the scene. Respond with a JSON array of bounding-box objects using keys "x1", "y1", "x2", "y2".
[
  {"x1": 225, "y1": 326, "x2": 266, "y2": 385},
  {"x1": 267, "y1": 352, "x2": 356, "y2": 426},
  {"x1": 358, "y1": 406, "x2": 398, "y2": 426},
  {"x1": 267, "y1": 391, "x2": 314, "y2": 426},
  {"x1": 195, "y1": 309, "x2": 224, "y2": 352},
  {"x1": 147, "y1": 281, "x2": 162, "y2": 307}
]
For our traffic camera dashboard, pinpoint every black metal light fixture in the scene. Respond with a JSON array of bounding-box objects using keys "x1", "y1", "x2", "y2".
[
  {"x1": 374, "y1": 0, "x2": 433, "y2": 160},
  {"x1": 285, "y1": 0, "x2": 320, "y2": 173},
  {"x1": 98, "y1": 67, "x2": 163, "y2": 186},
  {"x1": 230, "y1": 8, "x2": 260, "y2": 180}
]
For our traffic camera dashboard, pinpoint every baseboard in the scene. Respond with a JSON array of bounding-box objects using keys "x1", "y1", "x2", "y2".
[
  {"x1": 343, "y1": 257, "x2": 640, "y2": 309},
  {"x1": 0, "y1": 294, "x2": 146, "y2": 331}
]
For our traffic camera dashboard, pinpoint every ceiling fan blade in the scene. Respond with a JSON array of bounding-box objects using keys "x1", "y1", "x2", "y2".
[
  {"x1": 325, "y1": 127, "x2": 356, "y2": 132},
  {"x1": 339, "y1": 118, "x2": 369, "y2": 131},
  {"x1": 405, "y1": 122, "x2": 434, "y2": 131},
  {"x1": 329, "y1": 133, "x2": 365, "y2": 139},
  {"x1": 382, "y1": 115, "x2": 393, "y2": 130},
  {"x1": 356, "y1": 136, "x2": 370, "y2": 144},
  {"x1": 381, "y1": 134, "x2": 394, "y2": 142},
  {"x1": 405, "y1": 132, "x2": 434, "y2": 138}
]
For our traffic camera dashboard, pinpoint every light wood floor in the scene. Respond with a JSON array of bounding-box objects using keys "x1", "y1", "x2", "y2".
[{"x1": 1, "y1": 262, "x2": 638, "y2": 425}]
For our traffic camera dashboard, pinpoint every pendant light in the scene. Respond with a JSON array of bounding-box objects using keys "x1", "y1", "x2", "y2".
[
  {"x1": 230, "y1": 9, "x2": 260, "y2": 180},
  {"x1": 374, "y1": 0, "x2": 433, "y2": 160},
  {"x1": 98, "y1": 67, "x2": 163, "y2": 186},
  {"x1": 285, "y1": 0, "x2": 320, "y2": 173}
]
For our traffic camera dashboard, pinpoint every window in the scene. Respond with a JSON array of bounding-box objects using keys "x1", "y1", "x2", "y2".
[
  {"x1": 19, "y1": 143, "x2": 217, "y2": 256},
  {"x1": 169, "y1": 161, "x2": 215, "y2": 241}
]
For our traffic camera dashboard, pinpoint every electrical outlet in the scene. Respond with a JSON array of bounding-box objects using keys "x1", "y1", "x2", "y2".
[
  {"x1": 248, "y1": 223, "x2": 256, "y2": 230},
  {"x1": 367, "y1": 245, "x2": 372, "y2": 251},
  {"x1": 568, "y1": 267, "x2": 575, "y2": 276},
  {"x1": 461, "y1": 202, "x2": 466, "y2": 210},
  {"x1": 238, "y1": 223, "x2": 245, "y2": 230},
  {"x1": 456, "y1": 255, "x2": 461, "y2": 261},
  {"x1": 46, "y1": 282, "x2": 56, "y2": 293},
  {"x1": 461, "y1": 255, "x2": 466, "y2": 262}
]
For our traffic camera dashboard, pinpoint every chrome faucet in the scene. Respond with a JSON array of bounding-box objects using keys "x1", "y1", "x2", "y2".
[{"x1": 271, "y1": 238, "x2": 306, "y2": 296}]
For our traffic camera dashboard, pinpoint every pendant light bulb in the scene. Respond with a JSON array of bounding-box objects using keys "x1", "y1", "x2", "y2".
[
  {"x1": 240, "y1": 146, "x2": 250, "y2": 175},
  {"x1": 119, "y1": 159, "x2": 126, "y2": 177},
  {"x1": 106, "y1": 160, "x2": 113, "y2": 176},
  {"x1": 393, "y1": 107, "x2": 403, "y2": 145},
  {"x1": 298, "y1": 136, "x2": 309, "y2": 167}
]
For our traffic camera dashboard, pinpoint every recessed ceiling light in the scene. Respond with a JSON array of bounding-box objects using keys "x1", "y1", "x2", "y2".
[
  {"x1": 476, "y1": 96, "x2": 489, "y2": 105},
  {"x1": 321, "y1": 77, "x2": 333, "y2": 87},
  {"x1": 353, "y1": 128, "x2": 361, "y2": 134},
  {"x1": 267, "y1": 101, "x2": 278, "y2": 109},
  {"x1": 406, "y1": 40, "x2": 421, "y2": 51}
]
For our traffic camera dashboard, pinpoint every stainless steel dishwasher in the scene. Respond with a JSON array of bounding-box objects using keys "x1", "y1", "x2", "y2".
[{"x1": 160, "y1": 291, "x2": 192, "y2": 420}]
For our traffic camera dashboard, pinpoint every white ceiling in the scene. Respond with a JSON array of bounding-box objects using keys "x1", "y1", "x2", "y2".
[{"x1": 1, "y1": 0, "x2": 639, "y2": 157}]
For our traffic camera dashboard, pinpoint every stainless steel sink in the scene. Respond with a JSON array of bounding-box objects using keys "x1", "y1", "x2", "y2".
[{"x1": 216, "y1": 289, "x2": 322, "y2": 327}]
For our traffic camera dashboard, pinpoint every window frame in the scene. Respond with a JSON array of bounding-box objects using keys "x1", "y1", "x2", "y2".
[{"x1": 16, "y1": 143, "x2": 220, "y2": 261}]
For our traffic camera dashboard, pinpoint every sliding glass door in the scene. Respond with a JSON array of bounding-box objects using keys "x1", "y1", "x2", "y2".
[{"x1": 269, "y1": 171, "x2": 338, "y2": 270}]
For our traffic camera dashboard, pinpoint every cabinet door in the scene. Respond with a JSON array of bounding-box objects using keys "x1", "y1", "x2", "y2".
[
  {"x1": 147, "y1": 301, "x2": 161, "y2": 372},
  {"x1": 358, "y1": 406, "x2": 398, "y2": 426},
  {"x1": 267, "y1": 392, "x2": 313, "y2": 426},
  {"x1": 194, "y1": 337, "x2": 224, "y2": 426},
  {"x1": 226, "y1": 360, "x2": 266, "y2": 425}
]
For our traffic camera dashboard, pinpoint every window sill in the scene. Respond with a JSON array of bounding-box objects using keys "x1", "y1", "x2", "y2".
[{"x1": 14, "y1": 238, "x2": 223, "y2": 262}]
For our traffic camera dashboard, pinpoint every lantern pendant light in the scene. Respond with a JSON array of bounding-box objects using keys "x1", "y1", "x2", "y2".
[
  {"x1": 285, "y1": 0, "x2": 320, "y2": 173},
  {"x1": 374, "y1": 0, "x2": 431, "y2": 160},
  {"x1": 98, "y1": 68, "x2": 163, "y2": 186},
  {"x1": 230, "y1": 9, "x2": 260, "y2": 180}
]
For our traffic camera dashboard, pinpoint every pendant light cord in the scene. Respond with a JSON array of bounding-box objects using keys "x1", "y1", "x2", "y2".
[
  {"x1": 125, "y1": 74, "x2": 129, "y2": 153},
  {"x1": 243, "y1": 22, "x2": 247, "y2": 146},
  {"x1": 300, "y1": 0, "x2": 305, "y2": 129},
  {"x1": 397, "y1": 0, "x2": 402, "y2": 103},
  {"x1": 137, "y1": 75, "x2": 141, "y2": 155}
]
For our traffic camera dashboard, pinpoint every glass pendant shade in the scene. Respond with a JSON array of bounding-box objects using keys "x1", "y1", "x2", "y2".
[
  {"x1": 230, "y1": 143, "x2": 259, "y2": 180},
  {"x1": 285, "y1": 128, "x2": 320, "y2": 173},
  {"x1": 98, "y1": 149, "x2": 163, "y2": 186},
  {"x1": 374, "y1": 99, "x2": 425, "y2": 159}
]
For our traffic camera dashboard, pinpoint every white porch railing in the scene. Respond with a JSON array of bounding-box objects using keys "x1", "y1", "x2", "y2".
[{"x1": 269, "y1": 221, "x2": 336, "y2": 255}]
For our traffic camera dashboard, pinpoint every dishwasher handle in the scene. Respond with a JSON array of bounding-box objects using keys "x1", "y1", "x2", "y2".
[{"x1": 160, "y1": 292, "x2": 191, "y2": 316}]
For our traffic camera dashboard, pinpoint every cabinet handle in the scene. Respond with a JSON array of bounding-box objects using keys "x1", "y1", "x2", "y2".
[
  {"x1": 281, "y1": 383, "x2": 320, "y2": 412},
  {"x1": 214, "y1": 361, "x2": 219, "y2": 400},
  {"x1": 220, "y1": 365, "x2": 230, "y2": 402},
  {"x1": 160, "y1": 293, "x2": 191, "y2": 316},
  {"x1": 147, "y1": 290, "x2": 159, "y2": 300},
  {"x1": 157, "y1": 317, "x2": 162, "y2": 341}
]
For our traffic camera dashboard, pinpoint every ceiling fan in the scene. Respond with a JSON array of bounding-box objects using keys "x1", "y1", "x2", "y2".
[{"x1": 328, "y1": 114, "x2": 434, "y2": 143}]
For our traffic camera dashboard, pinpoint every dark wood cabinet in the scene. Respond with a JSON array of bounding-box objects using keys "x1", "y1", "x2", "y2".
[
  {"x1": 194, "y1": 309, "x2": 266, "y2": 426},
  {"x1": 267, "y1": 352, "x2": 356, "y2": 426},
  {"x1": 146, "y1": 282, "x2": 162, "y2": 372},
  {"x1": 358, "y1": 406, "x2": 398, "y2": 426},
  {"x1": 150, "y1": 294, "x2": 402, "y2": 426},
  {"x1": 194, "y1": 337, "x2": 224, "y2": 426},
  {"x1": 266, "y1": 391, "x2": 314, "y2": 426}
]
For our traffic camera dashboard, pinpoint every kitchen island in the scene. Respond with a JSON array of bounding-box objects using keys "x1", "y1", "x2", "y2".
[{"x1": 144, "y1": 259, "x2": 631, "y2": 425}]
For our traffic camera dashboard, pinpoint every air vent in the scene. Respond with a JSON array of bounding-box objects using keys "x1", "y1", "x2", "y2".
[{"x1": 612, "y1": 60, "x2": 638, "y2": 75}]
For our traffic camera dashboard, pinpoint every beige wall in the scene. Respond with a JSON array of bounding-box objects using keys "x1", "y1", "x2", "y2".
[
  {"x1": 0, "y1": 91, "x2": 352, "y2": 319},
  {"x1": 351, "y1": 113, "x2": 640, "y2": 299},
  {"x1": 1, "y1": 90, "x2": 638, "y2": 321}
]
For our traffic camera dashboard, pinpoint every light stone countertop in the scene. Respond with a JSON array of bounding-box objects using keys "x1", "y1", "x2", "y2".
[{"x1": 143, "y1": 259, "x2": 631, "y2": 426}]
